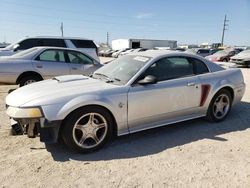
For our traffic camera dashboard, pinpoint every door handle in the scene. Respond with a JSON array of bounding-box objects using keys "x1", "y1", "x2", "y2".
[
  {"x1": 71, "y1": 67, "x2": 77, "y2": 70},
  {"x1": 36, "y1": 65, "x2": 43, "y2": 68},
  {"x1": 187, "y1": 82, "x2": 196, "y2": 86}
]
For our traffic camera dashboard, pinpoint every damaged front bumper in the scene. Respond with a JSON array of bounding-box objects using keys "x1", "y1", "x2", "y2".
[{"x1": 7, "y1": 106, "x2": 61, "y2": 143}]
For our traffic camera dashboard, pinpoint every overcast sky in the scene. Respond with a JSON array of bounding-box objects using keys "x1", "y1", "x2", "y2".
[{"x1": 0, "y1": 0, "x2": 250, "y2": 46}]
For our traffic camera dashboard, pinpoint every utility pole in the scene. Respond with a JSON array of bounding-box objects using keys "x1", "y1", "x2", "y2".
[
  {"x1": 221, "y1": 14, "x2": 229, "y2": 46},
  {"x1": 60, "y1": 22, "x2": 64, "y2": 37},
  {"x1": 106, "y1": 32, "x2": 109, "y2": 46}
]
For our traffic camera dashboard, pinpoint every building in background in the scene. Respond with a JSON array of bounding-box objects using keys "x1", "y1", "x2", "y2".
[{"x1": 112, "y1": 38, "x2": 177, "y2": 50}]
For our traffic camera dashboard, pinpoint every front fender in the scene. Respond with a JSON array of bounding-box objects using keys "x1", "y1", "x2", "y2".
[{"x1": 41, "y1": 94, "x2": 129, "y2": 135}]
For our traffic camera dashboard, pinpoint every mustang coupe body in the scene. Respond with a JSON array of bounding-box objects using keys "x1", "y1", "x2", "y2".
[{"x1": 6, "y1": 51, "x2": 245, "y2": 152}]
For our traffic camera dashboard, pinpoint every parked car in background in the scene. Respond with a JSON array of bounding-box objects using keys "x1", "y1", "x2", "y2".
[
  {"x1": 173, "y1": 48, "x2": 186, "y2": 52},
  {"x1": 184, "y1": 49, "x2": 196, "y2": 55},
  {"x1": 230, "y1": 50, "x2": 250, "y2": 66},
  {"x1": 6, "y1": 51, "x2": 245, "y2": 152},
  {"x1": 205, "y1": 49, "x2": 237, "y2": 62},
  {"x1": 103, "y1": 50, "x2": 118, "y2": 57},
  {"x1": 0, "y1": 47, "x2": 102, "y2": 86},
  {"x1": 118, "y1": 49, "x2": 135, "y2": 56},
  {"x1": 98, "y1": 49, "x2": 112, "y2": 57},
  {"x1": 195, "y1": 48, "x2": 211, "y2": 57},
  {"x1": 112, "y1": 48, "x2": 129, "y2": 58},
  {"x1": 209, "y1": 48, "x2": 222, "y2": 55},
  {"x1": 0, "y1": 36, "x2": 99, "y2": 61},
  {"x1": 0, "y1": 43, "x2": 10, "y2": 48},
  {"x1": 131, "y1": 48, "x2": 148, "y2": 53}
]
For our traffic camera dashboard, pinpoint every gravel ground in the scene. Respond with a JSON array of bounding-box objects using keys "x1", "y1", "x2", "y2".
[{"x1": 0, "y1": 68, "x2": 250, "y2": 188}]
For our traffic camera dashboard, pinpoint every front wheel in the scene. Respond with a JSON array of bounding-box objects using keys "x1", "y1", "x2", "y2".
[
  {"x1": 61, "y1": 106, "x2": 114, "y2": 153},
  {"x1": 206, "y1": 89, "x2": 232, "y2": 122}
]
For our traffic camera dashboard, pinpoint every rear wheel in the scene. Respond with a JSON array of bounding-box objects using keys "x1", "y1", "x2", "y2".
[
  {"x1": 206, "y1": 89, "x2": 232, "y2": 122},
  {"x1": 61, "y1": 106, "x2": 114, "y2": 153},
  {"x1": 19, "y1": 75, "x2": 42, "y2": 87}
]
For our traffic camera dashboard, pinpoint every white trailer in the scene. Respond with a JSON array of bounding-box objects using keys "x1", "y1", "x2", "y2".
[{"x1": 112, "y1": 39, "x2": 177, "y2": 50}]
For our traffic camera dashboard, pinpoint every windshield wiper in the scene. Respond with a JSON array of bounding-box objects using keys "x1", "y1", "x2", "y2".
[
  {"x1": 94, "y1": 73, "x2": 111, "y2": 80},
  {"x1": 105, "y1": 77, "x2": 121, "y2": 83},
  {"x1": 94, "y1": 73, "x2": 121, "y2": 83}
]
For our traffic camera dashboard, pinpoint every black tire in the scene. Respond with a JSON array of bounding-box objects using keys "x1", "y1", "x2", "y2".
[
  {"x1": 206, "y1": 89, "x2": 232, "y2": 122},
  {"x1": 19, "y1": 75, "x2": 42, "y2": 87},
  {"x1": 61, "y1": 106, "x2": 114, "y2": 153}
]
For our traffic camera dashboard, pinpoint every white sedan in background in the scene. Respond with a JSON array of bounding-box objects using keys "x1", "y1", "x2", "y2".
[
  {"x1": 230, "y1": 50, "x2": 250, "y2": 66},
  {"x1": 0, "y1": 47, "x2": 102, "y2": 86}
]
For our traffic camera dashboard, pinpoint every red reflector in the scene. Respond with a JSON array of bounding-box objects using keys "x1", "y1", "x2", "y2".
[{"x1": 200, "y1": 84, "x2": 211, "y2": 106}]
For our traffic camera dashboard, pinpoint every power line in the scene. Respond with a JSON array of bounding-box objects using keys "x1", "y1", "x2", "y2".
[
  {"x1": 0, "y1": 9, "x2": 218, "y2": 28},
  {"x1": 221, "y1": 14, "x2": 229, "y2": 46},
  {"x1": 0, "y1": 0, "x2": 219, "y2": 25},
  {"x1": 1, "y1": 18, "x2": 219, "y2": 34}
]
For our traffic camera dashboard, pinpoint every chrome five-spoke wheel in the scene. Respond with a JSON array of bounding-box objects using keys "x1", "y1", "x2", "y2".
[
  {"x1": 213, "y1": 94, "x2": 230, "y2": 119},
  {"x1": 73, "y1": 113, "x2": 108, "y2": 149},
  {"x1": 207, "y1": 89, "x2": 232, "y2": 122},
  {"x1": 62, "y1": 106, "x2": 114, "y2": 153}
]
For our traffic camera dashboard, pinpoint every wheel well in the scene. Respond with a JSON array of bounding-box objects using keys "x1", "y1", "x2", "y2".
[
  {"x1": 219, "y1": 86, "x2": 234, "y2": 101},
  {"x1": 59, "y1": 105, "x2": 118, "y2": 139},
  {"x1": 16, "y1": 71, "x2": 43, "y2": 84}
]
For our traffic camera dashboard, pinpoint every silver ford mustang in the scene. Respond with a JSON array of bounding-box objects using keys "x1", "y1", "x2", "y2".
[{"x1": 5, "y1": 51, "x2": 245, "y2": 153}]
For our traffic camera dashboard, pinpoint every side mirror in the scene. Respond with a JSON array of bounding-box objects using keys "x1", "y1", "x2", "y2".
[
  {"x1": 13, "y1": 44, "x2": 20, "y2": 52},
  {"x1": 137, "y1": 75, "x2": 157, "y2": 85}
]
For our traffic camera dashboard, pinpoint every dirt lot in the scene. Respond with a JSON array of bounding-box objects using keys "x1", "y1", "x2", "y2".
[{"x1": 0, "y1": 68, "x2": 250, "y2": 188}]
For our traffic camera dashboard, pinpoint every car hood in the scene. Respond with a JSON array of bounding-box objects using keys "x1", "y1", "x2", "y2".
[
  {"x1": 231, "y1": 53, "x2": 250, "y2": 60},
  {"x1": 6, "y1": 75, "x2": 120, "y2": 107},
  {"x1": 206, "y1": 54, "x2": 225, "y2": 59},
  {"x1": 0, "y1": 50, "x2": 14, "y2": 56}
]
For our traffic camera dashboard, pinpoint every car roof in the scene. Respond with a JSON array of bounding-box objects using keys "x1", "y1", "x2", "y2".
[
  {"x1": 27, "y1": 47, "x2": 96, "y2": 59},
  {"x1": 23, "y1": 36, "x2": 94, "y2": 41},
  {"x1": 32, "y1": 46, "x2": 86, "y2": 52},
  {"x1": 129, "y1": 49, "x2": 198, "y2": 58}
]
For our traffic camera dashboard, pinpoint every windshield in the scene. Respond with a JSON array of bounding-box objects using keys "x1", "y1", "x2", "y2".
[
  {"x1": 238, "y1": 50, "x2": 250, "y2": 55},
  {"x1": 93, "y1": 55, "x2": 150, "y2": 85},
  {"x1": 11, "y1": 47, "x2": 38, "y2": 57}
]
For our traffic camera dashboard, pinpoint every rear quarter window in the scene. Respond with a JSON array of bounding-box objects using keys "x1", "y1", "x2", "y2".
[
  {"x1": 189, "y1": 58, "x2": 209, "y2": 74},
  {"x1": 70, "y1": 40, "x2": 97, "y2": 49}
]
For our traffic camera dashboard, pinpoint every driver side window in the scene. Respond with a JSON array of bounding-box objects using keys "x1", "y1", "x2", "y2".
[{"x1": 144, "y1": 57, "x2": 194, "y2": 82}]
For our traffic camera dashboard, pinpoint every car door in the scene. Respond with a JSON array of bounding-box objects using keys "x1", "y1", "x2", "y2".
[
  {"x1": 33, "y1": 49, "x2": 70, "y2": 79},
  {"x1": 66, "y1": 50, "x2": 96, "y2": 76},
  {"x1": 128, "y1": 57, "x2": 202, "y2": 132}
]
